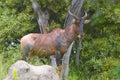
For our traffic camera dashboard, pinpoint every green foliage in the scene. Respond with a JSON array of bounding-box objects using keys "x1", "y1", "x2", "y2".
[
  {"x1": 37, "y1": 0, "x2": 70, "y2": 24},
  {"x1": 0, "y1": 0, "x2": 120, "y2": 80},
  {"x1": 0, "y1": 46, "x2": 20, "y2": 80},
  {"x1": 69, "y1": 24, "x2": 120, "y2": 80},
  {"x1": 0, "y1": 0, "x2": 36, "y2": 51},
  {"x1": 85, "y1": 0, "x2": 120, "y2": 25}
]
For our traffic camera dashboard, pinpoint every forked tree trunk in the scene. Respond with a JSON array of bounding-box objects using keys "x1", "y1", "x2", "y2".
[{"x1": 60, "y1": 0, "x2": 85, "y2": 80}]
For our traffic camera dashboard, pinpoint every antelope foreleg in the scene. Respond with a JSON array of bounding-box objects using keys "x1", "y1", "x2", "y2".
[
  {"x1": 56, "y1": 50, "x2": 62, "y2": 66},
  {"x1": 56, "y1": 36, "x2": 62, "y2": 66}
]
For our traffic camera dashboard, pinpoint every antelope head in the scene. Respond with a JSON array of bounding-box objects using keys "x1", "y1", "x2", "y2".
[{"x1": 69, "y1": 10, "x2": 87, "y2": 37}]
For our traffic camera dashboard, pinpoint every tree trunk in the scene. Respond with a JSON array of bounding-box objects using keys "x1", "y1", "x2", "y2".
[
  {"x1": 60, "y1": 42, "x2": 74, "y2": 80},
  {"x1": 61, "y1": 0, "x2": 85, "y2": 80},
  {"x1": 31, "y1": 0, "x2": 57, "y2": 67},
  {"x1": 31, "y1": 0, "x2": 49, "y2": 34},
  {"x1": 75, "y1": 38, "x2": 82, "y2": 66},
  {"x1": 64, "y1": 0, "x2": 85, "y2": 28}
]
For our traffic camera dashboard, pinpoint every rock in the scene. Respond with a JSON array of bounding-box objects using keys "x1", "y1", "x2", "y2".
[{"x1": 4, "y1": 60, "x2": 59, "y2": 80}]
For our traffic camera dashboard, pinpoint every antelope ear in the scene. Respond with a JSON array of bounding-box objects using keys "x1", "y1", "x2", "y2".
[
  {"x1": 72, "y1": 19, "x2": 75, "y2": 23},
  {"x1": 84, "y1": 19, "x2": 91, "y2": 24}
]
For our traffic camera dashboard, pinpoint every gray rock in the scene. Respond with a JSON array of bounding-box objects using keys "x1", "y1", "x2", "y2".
[{"x1": 4, "y1": 60, "x2": 59, "y2": 80}]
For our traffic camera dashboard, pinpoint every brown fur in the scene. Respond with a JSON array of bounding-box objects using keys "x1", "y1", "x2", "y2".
[{"x1": 20, "y1": 22, "x2": 84, "y2": 60}]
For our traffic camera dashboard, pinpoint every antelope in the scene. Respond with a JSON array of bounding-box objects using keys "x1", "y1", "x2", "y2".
[{"x1": 20, "y1": 10, "x2": 87, "y2": 66}]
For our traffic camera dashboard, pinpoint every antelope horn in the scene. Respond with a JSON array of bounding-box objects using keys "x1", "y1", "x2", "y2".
[
  {"x1": 68, "y1": 10, "x2": 79, "y2": 19},
  {"x1": 82, "y1": 11, "x2": 87, "y2": 19}
]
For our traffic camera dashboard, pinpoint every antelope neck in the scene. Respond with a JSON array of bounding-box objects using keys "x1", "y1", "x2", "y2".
[{"x1": 64, "y1": 24, "x2": 78, "y2": 42}]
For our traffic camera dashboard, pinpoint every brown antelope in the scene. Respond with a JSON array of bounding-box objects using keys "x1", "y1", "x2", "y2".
[{"x1": 20, "y1": 10, "x2": 87, "y2": 66}]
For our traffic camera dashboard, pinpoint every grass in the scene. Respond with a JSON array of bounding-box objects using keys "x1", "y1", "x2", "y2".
[{"x1": 0, "y1": 54, "x2": 9, "y2": 80}]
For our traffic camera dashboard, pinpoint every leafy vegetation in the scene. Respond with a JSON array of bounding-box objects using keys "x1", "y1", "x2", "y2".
[{"x1": 0, "y1": 0, "x2": 120, "y2": 80}]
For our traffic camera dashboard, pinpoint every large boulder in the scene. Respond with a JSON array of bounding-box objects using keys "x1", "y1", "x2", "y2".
[{"x1": 4, "y1": 60, "x2": 59, "y2": 80}]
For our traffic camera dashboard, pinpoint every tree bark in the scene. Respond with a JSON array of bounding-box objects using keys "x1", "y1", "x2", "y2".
[
  {"x1": 31, "y1": 0, "x2": 49, "y2": 34},
  {"x1": 31, "y1": 0, "x2": 57, "y2": 67},
  {"x1": 75, "y1": 38, "x2": 82, "y2": 66},
  {"x1": 64, "y1": 0, "x2": 85, "y2": 28},
  {"x1": 60, "y1": 42, "x2": 74, "y2": 80},
  {"x1": 61, "y1": 0, "x2": 85, "y2": 80}
]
